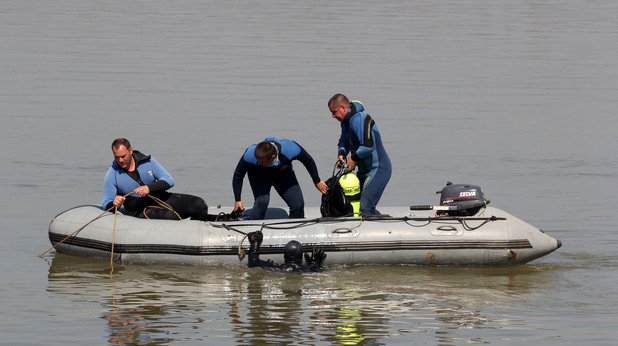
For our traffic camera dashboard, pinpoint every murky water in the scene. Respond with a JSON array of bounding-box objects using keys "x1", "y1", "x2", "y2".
[{"x1": 2, "y1": 0, "x2": 617, "y2": 344}]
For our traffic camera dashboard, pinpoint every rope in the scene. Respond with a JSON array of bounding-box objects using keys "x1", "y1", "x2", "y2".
[
  {"x1": 41, "y1": 191, "x2": 183, "y2": 258},
  {"x1": 110, "y1": 206, "x2": 118, "y2": 269},
  {"x1": 40, "y1": 191, "x2": 137, "y2": 257},
  {"x1": 143, "y1": 195, "x2": 182, "y2": 220},
  {"x1": 39, "y1": 204, "x2": 116, "y2": 257},
  {"x1": 237, "y1": 234, "x2": 248, "y2": 260},
  {"x1": 237, "y1": 224, "x2": 267, "y2": 261},
  {"x1": 209, "y1": 214, "x2": 505, "y2": 235}
]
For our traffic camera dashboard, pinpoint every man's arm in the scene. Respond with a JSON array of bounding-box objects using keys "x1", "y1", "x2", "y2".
[
  {"x1": 337, "y1": 122, "x2": 349, "y2": 158},
  {"x1": 146, "y1": 157, "x2": 174, "y2": 193},
  {"x1": 351, "y1": 114, "x2": 376, "y2": 161},
  {"x1": 247, "y1": 231, "x2": 279, "y2": 269},
  {"x1": 232, "y1": 157, "x2": 250, "y2": 202},
  {"x1": 293, "y1": 143, "x2": 322, "y2": 184},
  {"x1": 101, "y1": 167, "x2": 118, "y2": 210}
]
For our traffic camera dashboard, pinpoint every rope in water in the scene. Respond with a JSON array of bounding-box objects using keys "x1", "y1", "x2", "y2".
[
  {"x1": 110, "y1": 206, "x2": 117, "y2": 269},
  {"x1": 40, "y1": 204, "x2": 117, "y2": 258}
]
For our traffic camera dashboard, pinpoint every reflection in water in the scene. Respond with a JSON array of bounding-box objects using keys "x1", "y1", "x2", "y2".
[
  {"x1": 100, "y1": 280, "x2": 191, "y2": 345},
  {"x1": 102, "y1": 299, "x2": 164, "y2": 345},
  {"x1": 334, "y1": 293, "x2": 366, "y2": 345},
  {"x1": 47, "y1": 254, "x2": 559, "y2": 345},
  {"x1": 231, "y1": 272, "x2": 305, "y2": 343}
]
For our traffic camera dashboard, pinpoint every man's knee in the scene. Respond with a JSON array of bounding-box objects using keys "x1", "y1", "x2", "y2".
[
  {"x1": 169, "y1": 193, "x2": 208, "y2": 219},
  {"x1": 249, "y1": 195, "x2": 270, "y2": 220},
  {"x1": 288, "y1": 201, "x2": 304, "y2": 218},
  {"x1": 189, "y1": 196, "x2": 208, "y2": 220},
  {"x1": 143, "y1": 207, "x2": 179, "y2": 220},
  {"x1": 287, "y1": 196, "x2": 304, "y2": 210},
  {"x1": 281, "y1": 186, "x2": 304, "y2": 218},
  {"x1": 191, "y1": 196, "x2": 208, "y2": 213},
  {"x1": 254, "y1": 195, "x2": 270, "y2": 209}
]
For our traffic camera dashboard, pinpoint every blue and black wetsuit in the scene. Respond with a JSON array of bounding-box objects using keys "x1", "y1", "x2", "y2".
[
  {"x1": 101, "y1": 150, "x2": 208, "y2": 220},
  {"x1": 338, "y1": 101, "x2": 392, "y2": 215},
  {"x1": 233, "y1": 137, "x2": 322, "y2": 219}
]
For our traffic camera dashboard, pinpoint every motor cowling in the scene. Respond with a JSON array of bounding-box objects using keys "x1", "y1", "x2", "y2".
[{"x1": 437, "y1": 182, "x2": 489, "y2": 216}]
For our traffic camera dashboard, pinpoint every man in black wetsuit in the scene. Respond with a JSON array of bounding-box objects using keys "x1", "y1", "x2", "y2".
[
  {"x1": 246, "y1": 231, "x2": 326, "y2": 272},
  {"x1": 232, "y1": 137, "x2": 328, "y2": 220}
]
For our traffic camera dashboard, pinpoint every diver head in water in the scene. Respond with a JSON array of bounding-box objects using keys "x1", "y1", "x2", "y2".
[{"x1": 284, "y1": 240, "x2": 303, "y2": 264}]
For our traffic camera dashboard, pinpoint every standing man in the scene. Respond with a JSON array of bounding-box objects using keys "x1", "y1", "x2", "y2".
[
  {"x1": 232, "y1": 137, "x2": 328, "y2": 220},
  {"x1": 102, "y1": 138, "x2": 209, "y2": 221},
  {"x1": 328, "y1": 94, "x2": 392, "y2": 215}
]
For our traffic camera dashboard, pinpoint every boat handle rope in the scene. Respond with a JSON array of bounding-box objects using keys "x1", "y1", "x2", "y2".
[
  {"x1": 210, "y1": 215, "x2": 506, "y2": 233},
  {"x1": 459, "y1": 217, "x2": 498, "y2": 231},
  {"x1": 40, "y1": 204, "x2": 117, "y2": 258},
  {"x1": 41, "y1": 190, "x2": 137, "y2": 257}
]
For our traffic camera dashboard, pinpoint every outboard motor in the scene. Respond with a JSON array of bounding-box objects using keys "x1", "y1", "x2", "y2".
[{"x1": 437, "y1": 182, "x2": 489, "y2": 216}]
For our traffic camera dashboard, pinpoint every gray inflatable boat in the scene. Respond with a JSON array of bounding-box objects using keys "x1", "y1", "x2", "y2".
[{"x1": 48, "y1": 201, "x2": 561, "y2": 266}]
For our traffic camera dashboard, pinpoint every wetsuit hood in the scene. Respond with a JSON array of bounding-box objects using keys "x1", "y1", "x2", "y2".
[
  {"x1": 284, "y1": 240, "x2": 303, "y2": 264},
  {"x1": 343, "y1": 100, "x2": 365, "y2": 123}
]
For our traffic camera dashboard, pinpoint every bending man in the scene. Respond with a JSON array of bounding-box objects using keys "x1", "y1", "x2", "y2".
[
  {"x1": 328, "y1": 94, "x2": 392, "y2": 215},
  {"x1": 101, "y1": 138, "x2": 209, "y2": 220},
  {"x1": 232, "y1": 137, "x2": 328, "y2": 220}
]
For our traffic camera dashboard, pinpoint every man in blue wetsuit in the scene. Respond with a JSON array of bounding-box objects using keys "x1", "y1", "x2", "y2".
[
  {"x1": 328, "y1": 94, "x2": 392, "y2": 215},
  {"x1": 102, "y1": 138, "x2": 209, "y2": 220},
  {"x1": 246, "y1": 231, "x2": 326, "y2": 272},
  {"x1": 232, "y1": 137, "x2": 328, "y2": 220}
]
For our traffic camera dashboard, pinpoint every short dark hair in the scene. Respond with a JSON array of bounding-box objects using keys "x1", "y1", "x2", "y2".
[
  {"x1": 254, "y1": 141, "x2": 277, "y2": 160},
  {"x1": 328, "y1": 93, "x2": 349, "y2": 108},
  {"x1": 111, "y1": 138, "x2": 131, "y2": 150}
]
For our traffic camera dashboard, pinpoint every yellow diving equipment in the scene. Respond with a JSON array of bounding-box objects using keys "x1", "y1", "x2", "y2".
[{"x1": 338, "y1": 172, "x2": 361, "y2": 216}]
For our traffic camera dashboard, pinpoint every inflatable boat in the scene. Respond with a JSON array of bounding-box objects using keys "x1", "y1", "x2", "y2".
[{"x1": 48, "y1": 184, "x2": 561, "y2": 266}]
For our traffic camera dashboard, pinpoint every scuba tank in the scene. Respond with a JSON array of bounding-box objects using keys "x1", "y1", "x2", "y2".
[{"x1": 338, "y1": 171, "x2": 361, "y2": 216}]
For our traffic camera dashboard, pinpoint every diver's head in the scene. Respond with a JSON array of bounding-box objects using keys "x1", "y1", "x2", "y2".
[{"x1": 284, "y1": 240, "x2": 303, "y2": 264}]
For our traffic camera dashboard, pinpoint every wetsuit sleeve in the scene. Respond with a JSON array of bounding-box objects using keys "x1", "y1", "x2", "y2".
[
  {"x1": 293, "y1": 143, "x2": 322, "y2": 184},
  {"x1": 101, "y1": 167, "x2": 118, "y2": 210},
  {"x1": 147, "y1": 180, "x2": 172, "y2": 193},
  {"x1": 248, "y1": 253, "x2": 281, "y2": 268},
  {"x1": 232, "y1": 157, "x2": 250, "y2": 202},
  {"x1": 351, "y1": 115, "x2": 376, "y2": 161},
  {"x1": 146, "y1": 157, "x2": 175, "y2": 193},
  {"x1": 337, "y1": 123, "x2": 348, "y2": 157}
]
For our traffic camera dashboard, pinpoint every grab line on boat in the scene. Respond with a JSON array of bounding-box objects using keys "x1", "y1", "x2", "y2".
[{"x1": 211, "y1": 215, "x2": 506, "y2": 233}]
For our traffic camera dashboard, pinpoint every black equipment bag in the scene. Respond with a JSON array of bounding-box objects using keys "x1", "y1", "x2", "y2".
[{"x1": 320, "y1": 164, "x2": 354, "y2": 217}]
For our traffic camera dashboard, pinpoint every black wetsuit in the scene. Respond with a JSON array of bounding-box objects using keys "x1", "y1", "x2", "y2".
[{"x1": 247, "y1": 232, "x2": 325, "y2": 272}]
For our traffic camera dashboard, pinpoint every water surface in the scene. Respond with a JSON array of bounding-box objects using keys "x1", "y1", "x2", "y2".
[{"x1": 1, "y1": 0, "x2": 617, "y2": 344}]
